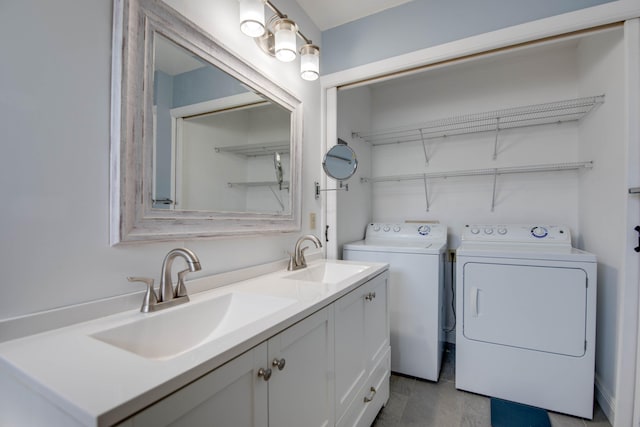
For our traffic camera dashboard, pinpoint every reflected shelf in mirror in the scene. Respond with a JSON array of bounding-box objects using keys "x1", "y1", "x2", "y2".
[{"x1": 215, "y1": 141, "x2": 290, "y2": 157}]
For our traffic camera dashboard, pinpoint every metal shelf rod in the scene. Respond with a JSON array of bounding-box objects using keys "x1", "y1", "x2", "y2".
[
  {"x1": 228, "y1": 181, "x2": 290, "y2": 188},
  {"x1": 361, "y1": 161, "x2": 593, "y2": 183}
]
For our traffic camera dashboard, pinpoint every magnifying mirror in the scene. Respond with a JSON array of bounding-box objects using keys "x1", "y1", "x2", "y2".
[{"x1": 323, "y1": 139, "x2": 358, "y2": 181}]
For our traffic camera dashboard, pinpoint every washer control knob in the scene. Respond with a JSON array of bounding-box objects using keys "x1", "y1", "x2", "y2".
[
  {"x1": 531, "y1": 226, "x2": 548, "y2": 238},
  {"x1": 417, "y1": 225, "x2": 431, "y2": 236},
  {"x1": 497, "y1": 228, "x2": 507, "y2": 235},
  {"x1": 393, "y1": 225, "x2": 401, "y2": 232},
  {"x1": 383, "y1": 225, "x2": 390, "y2": 232},
  {"x1": 372, "y1": 224, "x2": 380, "y2": 232},
  {"x1": 484, "y1": 228, "x2": 494, "y2": 235},
  {"x1": 470, "y1": 228, "x2": 480, "y2": 235}
]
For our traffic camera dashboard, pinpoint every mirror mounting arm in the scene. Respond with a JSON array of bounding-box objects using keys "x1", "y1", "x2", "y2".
[{"x1": 314, "y1": 181, "x2": 349, "y2": 200}]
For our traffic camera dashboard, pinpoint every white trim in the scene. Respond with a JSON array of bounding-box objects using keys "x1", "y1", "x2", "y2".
[
  {"x1": 620, "y1": 17, "x2": 640, "y2": 427},
  {"x1": 325, "y1": 87, "x2": 338, "y2": 260},
  {"x1": 596, "y1": 373, "x2": 616, "y2": 424},
  {"x1": 321, "y1": 0, "x2": 640, "y2": 89},
  {"x1": 173, "y1": 116, "x2": 182, "y2": 209},
  {"x1": 169, "y1": 91, "x2": 265, "y2": 118}
]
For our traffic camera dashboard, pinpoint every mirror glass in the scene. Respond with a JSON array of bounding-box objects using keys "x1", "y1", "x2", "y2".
[
  {"x1": 323, "y1": 142, "x2": 358, "y2": 180},
  {"x1": 152, "y1": 34, "x2": 291, "y2": 213},
  {"x1": 110, "y1": 0, "x2": 303, "y2": 244}
]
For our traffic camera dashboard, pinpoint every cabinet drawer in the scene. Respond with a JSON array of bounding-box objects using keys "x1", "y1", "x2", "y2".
[{"x1": 337, "y1": 346, "x2": 390, "y2": 427}]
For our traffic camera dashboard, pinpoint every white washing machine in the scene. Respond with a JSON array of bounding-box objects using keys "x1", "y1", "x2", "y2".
[
  {"x1": 455, "y1": 224, "x2": 597, "y2": 419},
  {"x1": 343, "y1": 223, "x2": 447, "y2": 381}
]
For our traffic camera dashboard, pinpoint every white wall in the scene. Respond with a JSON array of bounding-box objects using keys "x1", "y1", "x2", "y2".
[
  {"x1": 335, "y1": 87, "x2": 373, "y2": 254},
  {"x1": 0, "y1": 0, "x2": 321, "y2": 322}
]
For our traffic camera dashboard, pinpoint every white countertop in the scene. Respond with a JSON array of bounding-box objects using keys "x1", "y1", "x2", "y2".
[{"x1": 0, "y1": 259, "x2": 388, "y2": 427}]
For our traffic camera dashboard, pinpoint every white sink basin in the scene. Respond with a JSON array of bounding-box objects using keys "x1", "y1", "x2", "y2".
[
  {"x1": 91, "y1": 293, "x2": 295, "y2": 360},
  {"x1": 284, "y1": 263, "x2": 368, "y2": 284}
]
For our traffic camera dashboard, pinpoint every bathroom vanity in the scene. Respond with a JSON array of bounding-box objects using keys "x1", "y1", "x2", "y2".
[{"x1": 0, "y1": 259, "x2": 389, "y2": 427}]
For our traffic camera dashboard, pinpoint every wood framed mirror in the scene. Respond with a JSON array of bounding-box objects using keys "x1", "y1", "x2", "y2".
[{"x1": 110, "y1": 0, "x2": 302, "y2": 245}]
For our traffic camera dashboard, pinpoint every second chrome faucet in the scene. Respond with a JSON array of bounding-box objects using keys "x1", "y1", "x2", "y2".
[
  {"x1": 128, "y1": 248, "x2": 202, "y2": 313},
  {"x1": 288, "y1": 234, "x2": 323, "y2": 271}
]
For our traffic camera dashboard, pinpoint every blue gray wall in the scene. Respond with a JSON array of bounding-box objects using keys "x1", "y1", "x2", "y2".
[{"x1": 321, "y1": 0, "x2": 616, "y2": 74}]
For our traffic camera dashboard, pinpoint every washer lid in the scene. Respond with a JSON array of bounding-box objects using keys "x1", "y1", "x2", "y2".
[
  {"x1": 343, "y1": 239, "x2": 446, "y2": 254},
  {"x1": 457, "y1": 243, "x2": 596, "y2": 262}
]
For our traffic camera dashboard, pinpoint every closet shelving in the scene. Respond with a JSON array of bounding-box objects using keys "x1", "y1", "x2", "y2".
[
  {"x1": 361, "y1": 161, "x2": 593, "y2": 212},
  {"x1": 355, "y1": 95, "x2": 602, "y2": 211},
  {"x1": 214, "y1": 141, "x2": 290, "y2": 157},
  {"x1": 353, "y1": 95, "x2": 604, "y2": 162}
]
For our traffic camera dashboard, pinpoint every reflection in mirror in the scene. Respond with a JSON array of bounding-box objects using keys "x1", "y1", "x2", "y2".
[
  {"x1": 152, "y1": 33, "x2": 291, "y2": 214},
  {"x1": 110, "y1": 0, "x2": 303, "y2": 244},
  {"x1": 323, "y1": 139, "x2": 358, "y2": 181}
]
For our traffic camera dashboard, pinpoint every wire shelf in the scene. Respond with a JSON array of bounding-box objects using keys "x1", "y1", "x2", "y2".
[
  {"x1": 215, "y1": 141, "x2": 290, "y2": 157},
  {"x1": 362, "y1": 161, "x2": 593, "y2": 183},
  {"x1": 361, "y1": 161, "x2": 593, "y2": 212},
  {"x1": 354, "y1": 95, "x2": 604, "y2": 146}
]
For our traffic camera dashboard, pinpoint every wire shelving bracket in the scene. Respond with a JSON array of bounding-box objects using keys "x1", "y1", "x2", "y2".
[{"x1": 353, "y1": 95, "x2": 604, "y2": 161}]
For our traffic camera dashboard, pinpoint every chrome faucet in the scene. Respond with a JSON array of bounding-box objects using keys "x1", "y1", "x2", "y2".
[
  {"x1": 128, "y1": 248, "x2": 202, "y2": 312},
  {"x1": 288, "y1": 234, "x2": 323, "y2": 271},
  {"x1": 159, "y1": 248, "x2": 201, "y2": 303}
]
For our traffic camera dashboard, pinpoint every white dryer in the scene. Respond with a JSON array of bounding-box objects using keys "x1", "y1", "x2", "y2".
[
  {"x1": 455, "y1": 224, "x2": 597, "y2": 419},
  {"x1": 343, "y1": 223, "x2": 447, "y2": 381}
]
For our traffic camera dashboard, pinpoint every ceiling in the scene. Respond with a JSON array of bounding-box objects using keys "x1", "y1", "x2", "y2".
[{"x1": 295, "y1": 0, "x2": 412, "y2": 31}]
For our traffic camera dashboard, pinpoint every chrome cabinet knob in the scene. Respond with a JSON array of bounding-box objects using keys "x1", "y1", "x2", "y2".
[
  {"x1": 257, "y1": 367, "x2": 272, "y2": 381},
  {"x1": 272, "y1": 358, "x2": 286, "y2": 371},
  {"x1": 364, "y1": 386, "x2": 377, "y2": 403}
]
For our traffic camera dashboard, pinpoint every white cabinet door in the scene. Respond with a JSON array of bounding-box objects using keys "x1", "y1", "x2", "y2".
[
  {"x1": 268, "y1": 306, "x2": 335, "y2": 427},
  {"x1": 128, "y1": 342, "x2": 268, "y2": 427},
  {"x1": 365, "y1": 273, "x2": 389, "y2": 371},
  {"x1": 335, "y1": 272, "x2": 390, "y2": 427},
  {"x1": 334, "y1": 284, "x2": 368, "y2": 423}
]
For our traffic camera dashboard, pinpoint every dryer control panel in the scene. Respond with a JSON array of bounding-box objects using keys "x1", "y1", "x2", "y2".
[
  {"x1": 365, "y1": 223, "x2": 447, "y2": 241},
  {"x1": 462, "y1": 224, "x2": 571, "y2": 244}
]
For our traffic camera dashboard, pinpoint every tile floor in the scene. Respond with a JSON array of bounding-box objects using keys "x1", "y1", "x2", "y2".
[{"x1": 372, "y1": 346, "x2": 611, "y2": 427}]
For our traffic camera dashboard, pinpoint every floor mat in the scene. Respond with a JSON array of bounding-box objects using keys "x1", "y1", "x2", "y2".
[{"x1": 490, "y1": 397, "x2": 551, "y2": 427}]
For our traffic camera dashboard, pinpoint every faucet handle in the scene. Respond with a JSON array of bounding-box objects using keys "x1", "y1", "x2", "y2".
[
  {"x1": 128, "y1": 277, "x2": 158, "y2": 313},
  {"x1": 175, "y1": 269, "x2": 190, "y2": 298}
]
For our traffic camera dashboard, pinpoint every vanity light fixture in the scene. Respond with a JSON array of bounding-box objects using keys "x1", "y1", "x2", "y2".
[
  {"x1": 239, "y1": 0, "x2": 266, "y2": 37},
  {"x1": 238, "y1": 0, "x2": 320, "y2": 81},
  {"x1": 300, "y1": 44, "x2": 320, "y2": 81},
  {"x1": 273, "y1": 18, "x2": 297, "y2": 62}
]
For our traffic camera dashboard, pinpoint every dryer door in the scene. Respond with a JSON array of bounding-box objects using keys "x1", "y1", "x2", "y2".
[{"x1": 462, "y1": 262, "x2": 587, "y2": 357}]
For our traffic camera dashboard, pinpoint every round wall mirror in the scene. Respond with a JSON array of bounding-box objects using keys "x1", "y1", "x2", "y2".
[{"x1": 323, "y1": 140, "x2": 358, "y2": 180}]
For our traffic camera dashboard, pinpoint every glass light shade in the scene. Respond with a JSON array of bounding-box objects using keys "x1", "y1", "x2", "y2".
[
  {"x1": 273, "y1": 18, "x2": 297, "y2": 62},
  {"x1": 239, "y1": 0, "x2": 265, "y2": 38},
  {"x1": 300, "y1": 44, "x2": 320, "y2": 81}
]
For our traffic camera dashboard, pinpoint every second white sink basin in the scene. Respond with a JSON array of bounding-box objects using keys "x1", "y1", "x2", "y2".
[
  {"x1": 284, "y1": 263, "x2": 368, "y2": 284},
  {"x1": 91, "y1": 292, "x2": 295, "y2": 360}
]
